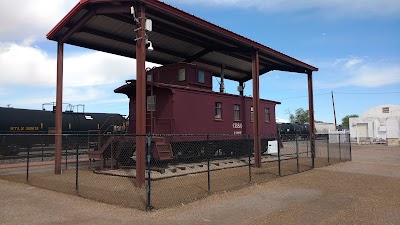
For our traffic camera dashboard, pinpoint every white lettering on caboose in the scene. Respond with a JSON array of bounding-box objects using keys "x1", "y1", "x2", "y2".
[{"x1": 232, "y1": 122, "x2": 242, "y2": 129}]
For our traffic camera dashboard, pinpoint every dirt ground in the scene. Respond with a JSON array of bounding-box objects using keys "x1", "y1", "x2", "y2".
[
  {"x1": 0, "y1": 144, "x2": 399, "y2": 224},
  {"x1": 0, "y1": 156, "x2": 318, "y2": 210}
]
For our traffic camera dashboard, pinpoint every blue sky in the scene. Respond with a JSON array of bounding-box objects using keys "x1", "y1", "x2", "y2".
[{"x1": 0, "y1": 0, "x2": 399, "y2": 124}]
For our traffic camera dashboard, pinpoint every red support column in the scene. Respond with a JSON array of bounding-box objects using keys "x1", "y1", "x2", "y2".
[
  {"x1": 307, "y1": 71, "x2": 315, "y2": 168},
  {"x1": 55, "y1": 42, "x2": 64, "y2": 174},
  {"x1": 252, "y1": 50, "x2": 261, "y2": 167},
  {"x1": 135, "y1": 4, "x2": 147, "y2": 188}
]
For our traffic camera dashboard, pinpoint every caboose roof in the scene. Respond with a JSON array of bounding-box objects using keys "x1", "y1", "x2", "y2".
[
  {"x1": 47, "y1": 0, "x2": 318, "y2": 82},
  {"x1": 114, "y1": 81, "x2": 281, "y2": 105}
]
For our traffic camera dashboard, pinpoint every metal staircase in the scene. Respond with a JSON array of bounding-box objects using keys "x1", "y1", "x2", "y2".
[{"x1": 87, "y1": 116, "x2": 131, "y2": 169}]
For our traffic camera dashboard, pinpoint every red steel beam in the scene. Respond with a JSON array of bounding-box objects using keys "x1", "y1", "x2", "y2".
[
  {"x1": 135, "y1": 3, "x2": 146, "y2": 188},
  {"x1": 47, "y1": 0, "x2": 318, "y2": 72},
  {"x1": 252, "y1": 50, "x2": 261, "y2": 167},
  {"x1": 55, "y1": 42, "x2": 64, "y2": 174},
  {"x1": 60, "y1": 12, "x2": 94, "y2": 43},
  {"x1": 307, "y1": 71, "x2": 315, "y2": 168}
]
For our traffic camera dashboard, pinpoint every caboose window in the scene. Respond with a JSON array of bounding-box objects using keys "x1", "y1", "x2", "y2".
[
  {"x1": 215, "y1": 102, "x2": 222, "y2": 119},
  {"x1": 198, "y1": 70, "x2": 205, "y2": 83},
  {"x1": 234, "y1": 104, "x2": 240, "y2": 121},
  {"x1": 265, "y1": 108, "x2": 270, "y2": 122},
  {"x1": 178, "y1": 68, "x2": 186, "y2": 81},
  {"x1": 250, "y1": 106, "x2": 254, "y2": 122}
]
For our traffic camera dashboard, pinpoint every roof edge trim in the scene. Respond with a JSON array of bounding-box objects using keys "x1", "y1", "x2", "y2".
[{"x1": 46, "y1": 0, "x2": 90, "y2": 40}]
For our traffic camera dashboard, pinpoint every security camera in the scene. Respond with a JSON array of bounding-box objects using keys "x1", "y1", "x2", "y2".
[{"x1": 147, "y1": 41, "x2": 154, "y2": 53}]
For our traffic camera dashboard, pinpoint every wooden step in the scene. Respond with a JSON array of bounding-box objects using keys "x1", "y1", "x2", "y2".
[{"x1": 151, "y1": 137, "x2": 173, "y2": 160}]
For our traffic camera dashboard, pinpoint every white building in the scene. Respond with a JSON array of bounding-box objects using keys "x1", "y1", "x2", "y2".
[
  {"x1": 349, "y1": 105, "x2": 400, "y2": 146},
  {"x1": 315, "y1": 122, "x2": 336, "y2": 134}
]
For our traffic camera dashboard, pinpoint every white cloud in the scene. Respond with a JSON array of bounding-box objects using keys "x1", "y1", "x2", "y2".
[
  {"x1": 0, "y1": 0, "x2": 79, "y2": 41},
  {"x1": 0, "y1": 42, "x2": 55, "y2": 86},
  {"x1": 0, "y1": 0, "x2": 159, "y2": 110},
  {"x1": 0, "y1": 41, "x2": 159, "y2": 88},
  {"x1": 344, "y1": 58, "x2": 363, "y2": 68},
  {"x1": 63, "y1": 51, "x2": 137, "y2": 88},
  {"x1": 165, "y1": 0, "x2": 400, "y2": 18},
  {"x1": 0, "y1": 41, "x2": 159, "y2": 109},
  {"x1": 333, "y1": 56, "x2": 364, "y2": 68},
  {"x1": 349, "y1": 64, "x2": 400, "y2": 87},
  {"x1": 314, "y1": 57, "x2": 400, "y2": 88}
]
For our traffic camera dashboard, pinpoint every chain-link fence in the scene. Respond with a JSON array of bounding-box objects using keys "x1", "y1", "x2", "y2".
[{"x1": 0, "y1": 132, "x2": 351, "y2": 210}]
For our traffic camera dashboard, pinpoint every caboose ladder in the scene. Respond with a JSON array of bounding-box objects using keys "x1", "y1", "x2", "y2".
[{"x1": 145, "y1": 76, "x2": 173, "y2": 160}]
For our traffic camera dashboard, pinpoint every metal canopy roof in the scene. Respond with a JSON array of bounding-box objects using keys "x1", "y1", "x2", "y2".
[{"x1": 47, "y1": 0, "x2": 318, "y2": 82}]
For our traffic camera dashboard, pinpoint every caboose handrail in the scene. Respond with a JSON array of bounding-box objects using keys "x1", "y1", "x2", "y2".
[
  {"x1": 86, "y1": 116, "x2": 116, "y2": 150},
  {"x1": 99, "y1": 116, "x2": 115, "y2": 132},
  {"x1": 99, "y1": 116, "x2": 115, "y2": 148}
]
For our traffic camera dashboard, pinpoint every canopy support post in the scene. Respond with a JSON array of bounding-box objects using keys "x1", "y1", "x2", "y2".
[
  {"x1": 252, "y1": 50, "x2": 261, "y2": 167},
  {"x1": 55, "y1": 42, "x2": 64, "y2": 175},
  {"x1": 307, "y1": 71, "x2": 315, "y2": 168},
  {"x1": 135, "y1": 3, "x2": 147, "y2": 188}
]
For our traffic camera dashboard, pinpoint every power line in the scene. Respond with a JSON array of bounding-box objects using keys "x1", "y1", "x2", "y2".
[
  {"x1": 334, "y1": 91, "x2": 400, "y2": 95},
  {"x1": 275, "y1": 91, "x2": 400, "y2": 100},
  {"x1": 277, "y1": 93, "x2": 330, "y2": 100}
]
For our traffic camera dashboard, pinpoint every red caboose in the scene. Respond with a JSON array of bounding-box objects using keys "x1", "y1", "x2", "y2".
[{"x1": 115, "y1": 63, "x2": 279, "y2": 160}]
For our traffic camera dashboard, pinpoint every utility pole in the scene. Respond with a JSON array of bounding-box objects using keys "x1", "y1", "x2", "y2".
[{"x1": 331, "y1": 91, "x2": 337, "y2": 129}]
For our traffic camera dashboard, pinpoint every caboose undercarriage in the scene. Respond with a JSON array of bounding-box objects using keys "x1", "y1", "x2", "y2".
[{"x1": 87, "y1": 135, "x2": 275, "y2": 168}]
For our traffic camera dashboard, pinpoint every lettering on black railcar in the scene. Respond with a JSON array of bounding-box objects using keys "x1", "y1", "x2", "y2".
[{"x1": 9, "y1": 127, "x2": 39, "y2": 131}]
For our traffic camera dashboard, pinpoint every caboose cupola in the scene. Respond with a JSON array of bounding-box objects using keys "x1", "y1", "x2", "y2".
[{"x1": 146, "y1": 63, "x2": 213, "y2": 91}]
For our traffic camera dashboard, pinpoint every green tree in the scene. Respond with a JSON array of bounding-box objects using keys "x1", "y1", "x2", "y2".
[
  {"x1": 341, "y1": 114, "x2": 359, "y2": 127},
  {"x1": 289, "y1": 108, "x2": 309, "y2": 124}
]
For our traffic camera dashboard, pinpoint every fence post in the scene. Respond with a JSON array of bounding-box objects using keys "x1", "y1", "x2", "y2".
[
  {"x1": 207, "y1": 156, "x2": 211, "y2": 195},
  {"x1": 75, "y1": 144, "x2": 79, "y2": 194},
  {"x1": 206, "y1": 134, "x2": 211, "y2": 194},
  {"x1": 26, "y1": 146, "x2": 30, "y2": 183},
  {"x1": 41, "y1": 135, "x2": 44, "y2": 162},
  {"x1": 349, "y1": 133, "x2": 352, "y2": 161},
  {"x1": 306, "y1": 138, "x2": 309, "y2": 157},
  {"x1": 248, "y1": 145, "x2": 252, "y2": 184},
  {"x1": 65, "y1": 143, "x2": 68, "y2": 170},
  {"x1": 146, "y1": 134, "x2": 152, "y2": 211},
  {"x1": 339, "y1": 133, "x2": 342, "y2": 162},
  {"x1": 277, "y1": 134, "x2": 281, "y2": 176},
  {"x1": 311, "y1": 134, "x2": 315, "y2": 168},
  {"x1": 296, "y1": 134, "x2": 299, "y2": 173},
  {"x1": 327, "y1": 134, "x2": 330, "y2": 165}
]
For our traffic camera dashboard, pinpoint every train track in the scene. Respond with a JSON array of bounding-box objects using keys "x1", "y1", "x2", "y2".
[{"x1": 0, "y1": 149, "x2": 88, "y2": 161}]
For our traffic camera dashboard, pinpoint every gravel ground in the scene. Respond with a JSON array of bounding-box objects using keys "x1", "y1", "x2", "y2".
[{"x1": 0, "y1": 144, "x2": 399, "y2": 224}]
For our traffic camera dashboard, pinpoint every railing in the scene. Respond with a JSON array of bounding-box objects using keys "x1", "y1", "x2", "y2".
[{"x1": 99, "y1": 116, "x2": 116, "y2": 135}]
